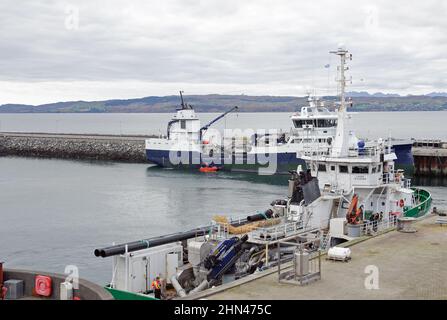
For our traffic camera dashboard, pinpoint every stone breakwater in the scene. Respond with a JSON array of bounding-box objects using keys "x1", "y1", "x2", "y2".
[{"x1": 0, "y1": 133, "x2": 154, "y2": 163}]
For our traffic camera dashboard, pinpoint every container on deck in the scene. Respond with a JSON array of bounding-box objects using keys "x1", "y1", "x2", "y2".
[
  {"x1": 294, "y1": 251, "x2": 309, "y2": 276},
  {"x1": 327, "y1": 247, "x2": 351, "y2": 261},
  {"x1": 347, "y1": 223, "x2": 361, "y2": 237}
]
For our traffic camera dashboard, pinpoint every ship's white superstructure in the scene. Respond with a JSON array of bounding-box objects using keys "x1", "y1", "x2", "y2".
[{"x1": 291, "y1": 47, "x2": 421, "y2": 246}]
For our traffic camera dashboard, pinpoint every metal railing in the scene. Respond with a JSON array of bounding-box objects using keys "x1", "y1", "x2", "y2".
[
  {"x1": 277, "y1": 236, "x2": 322, "y2": 286},
  {"x1": 357, "y1": 216, "x2": 398, "y2": 236},
  {"x1": 250, "y1": 219, "x2": 311, "y2": 242},
  {"x1": 357, "y1": 146, "x2": 380, "y2": 157},
  {"x1": 382, "y1": 172, "x2": 411, "y2": 187}
]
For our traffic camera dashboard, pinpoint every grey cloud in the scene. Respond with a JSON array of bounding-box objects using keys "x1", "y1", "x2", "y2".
[{"x1": 0, "y1": 0, "x2": 446, "y2": 104}]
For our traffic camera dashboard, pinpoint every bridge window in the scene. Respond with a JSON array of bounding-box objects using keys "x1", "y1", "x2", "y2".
[
  {"x1": 294, "y1": 120, "x2": 315, "y2": 127},
  {"x1": 352, "y1": 166, "x2": 369, "y2": 174},
  {"x1": 312, "y1": 119, "x2": 338, "y2": 128},
  {"x1": 318, "y1": 164, "x2": 327, "y2": 172},
  {"x1": 339, "y1": 165, "x2": 348, "y2": 173},
  {"x1": 180, "y1": 120, "x2": 186, "y2": 129},
  {"x1": 293, "y1": 120, "x2": 306, "y2": 128},
  {"x1": 330, "y1": 165, "x2": 335, "y2": 171}
]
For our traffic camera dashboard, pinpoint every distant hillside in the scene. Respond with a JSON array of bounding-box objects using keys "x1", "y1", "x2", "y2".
[
  {"x1": 347, "y1": 91, "x2": 401, "y2": 98},
  {"x1": 347, "y1": 91, "x2": 447, "y2": 98},
  {"x1": 1, "y1": 94, "x2": 447, "y2": 113}
]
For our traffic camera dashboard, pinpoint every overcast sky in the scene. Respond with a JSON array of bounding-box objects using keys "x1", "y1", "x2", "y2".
[{"x1": 1, "y1": 0, "x2": 446, "y2": 105}]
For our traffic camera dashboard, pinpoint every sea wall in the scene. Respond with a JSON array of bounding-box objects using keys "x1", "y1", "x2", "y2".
[
  {"x1": 413, "y1": 155, "x2": 447, "y2": 176},
  {"x1": 0, "y1": 133, "x2": 150, "y2": 163},
  {"x1": 413, "y1": 141, "x2": 447, "y2": 177}
]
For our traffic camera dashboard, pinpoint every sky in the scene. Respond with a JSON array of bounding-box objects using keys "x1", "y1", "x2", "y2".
[{"x1": 0, "y1": 0, "x2": 446, "y2": 105}]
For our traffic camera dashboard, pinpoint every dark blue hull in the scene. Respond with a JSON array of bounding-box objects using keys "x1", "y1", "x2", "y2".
[
  {"x1": 392, "y1": 143, "x2": 414, "y2": 174},
  {"x1": 145, "y1": 149, "x2": 304, "y2": 174},
  {"x1": 146, "y1": 142, "x2": 414, "y2": 175}
]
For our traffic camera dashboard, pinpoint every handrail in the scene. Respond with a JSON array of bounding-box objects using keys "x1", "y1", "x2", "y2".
[
  {"x1": 357, "y1": 217, "x2": 398, "y2": 236},
  {"x1": 404, "y1": 188, "x2": 432, "y2": 218}
]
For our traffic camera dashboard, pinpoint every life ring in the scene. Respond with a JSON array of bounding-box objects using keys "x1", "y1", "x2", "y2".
[
  {"x1": 35, "y1": 275, "x2": 52, "y2": 297},
  {"x1": 400, "y1": 199, "x2": 405, "y2": 207}
]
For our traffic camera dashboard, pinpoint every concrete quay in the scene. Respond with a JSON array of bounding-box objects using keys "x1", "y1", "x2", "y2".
[
  {"x1": 413, "y1": 140, "x2": 447, "y2": 177},
  {"x1": 204, "y1": 215, "x2": 447, "y2": 300}
]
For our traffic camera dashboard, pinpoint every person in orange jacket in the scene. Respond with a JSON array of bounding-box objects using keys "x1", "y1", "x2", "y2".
[{"x1": 151, "y1": 276, "x2": 162, "y2": 299}]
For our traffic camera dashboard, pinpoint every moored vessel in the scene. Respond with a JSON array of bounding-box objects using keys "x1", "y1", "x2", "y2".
[
  {"x1": 97, "y1": 47, "x2": 430, "y2": 300},
  {"x1": 145, "y1": 59, "x2": 413, "y2": 175}
]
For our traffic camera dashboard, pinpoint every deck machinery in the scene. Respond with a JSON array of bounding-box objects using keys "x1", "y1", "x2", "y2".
[{"x1": 95, "y1": 171, "x2": 324, "y2": 300}]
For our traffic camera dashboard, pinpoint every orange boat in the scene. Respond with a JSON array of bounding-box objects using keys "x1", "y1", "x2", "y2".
[{"x1": 199, "y1": 166, "x2": 220, "y2": 173}]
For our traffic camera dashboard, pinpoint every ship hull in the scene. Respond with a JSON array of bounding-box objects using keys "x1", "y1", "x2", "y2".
[
  {"x1": 145, "y1": 149, "x2": 305, "y2": 174},
  {"x1": 392, "y1": 142, "x2": 414, "y2": 175},
  {"x1": 146, "y1": 142, "x2": 413, "y2": 175}
]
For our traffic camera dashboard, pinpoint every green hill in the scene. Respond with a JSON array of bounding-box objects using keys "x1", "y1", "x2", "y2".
[{"x1": 1, "y1": 94, "x2": 446, "y2": 113}]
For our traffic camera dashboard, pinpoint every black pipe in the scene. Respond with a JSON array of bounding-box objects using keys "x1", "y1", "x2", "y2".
[
  {"x1": 94, "y1": 226, "x2": 212, "y2": 258},
  {"x1": 246, "y1": 209, "x2": 274, "y2": 222}
]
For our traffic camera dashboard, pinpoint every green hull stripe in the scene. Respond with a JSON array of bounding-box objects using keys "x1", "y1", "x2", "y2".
[
  {"x1": 404, "y1": 188, "x2": 432, "y2": 218},
  {"x1": 105, "y1": 286, "x2": 158, "y2": 300}
]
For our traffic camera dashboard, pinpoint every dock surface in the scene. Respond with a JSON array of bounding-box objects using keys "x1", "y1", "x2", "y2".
[{"x1": 207, "y1": 215, "x2": 447, "y2": 300}]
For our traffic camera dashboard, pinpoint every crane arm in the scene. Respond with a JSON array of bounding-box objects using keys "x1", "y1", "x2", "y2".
[{"x1": 199, "y1": 106, "x2": 238, "y2": 139}]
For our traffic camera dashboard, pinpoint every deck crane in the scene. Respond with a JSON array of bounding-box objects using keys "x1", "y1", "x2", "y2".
[{"x1": 199, "y1": 105, "x2": 239, "y2": 141}]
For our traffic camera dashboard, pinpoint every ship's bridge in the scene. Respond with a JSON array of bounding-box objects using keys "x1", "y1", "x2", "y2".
[
  {"x1": 290, "y1": 105, "x2": 338, "y2": 131},
  {"x1": 169, "y1": 108, "x2": 201, "y2": 142},
  {"x1": 307, "y1": 149, "x2": 402, "y2": 194}
]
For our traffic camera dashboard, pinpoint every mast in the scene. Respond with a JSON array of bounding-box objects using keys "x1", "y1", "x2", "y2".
[
  {"x1": 330, "y1": 46, "x2": 352, "y2": 112},
  {"x1": 329, "y1": 46, "x2": 352, "y2": 157},
  {"x1": 179, "y1": 90, "x2": 192, "y2": 110}
]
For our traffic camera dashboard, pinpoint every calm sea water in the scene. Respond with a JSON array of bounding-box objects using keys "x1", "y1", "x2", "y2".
[
  {"x1": 0, "y1": 157, "x2": 289, "y2": 284},
  {"x1": 0, "y1": 112, "x2": 446, "y2": 285},
  {"x1": 0, "y1": 111, "x2": 447, "y2": 140}
]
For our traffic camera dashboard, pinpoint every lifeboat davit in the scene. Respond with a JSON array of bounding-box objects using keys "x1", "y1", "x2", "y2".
[{"x1": 199, "y1": 166, "x2": 220, "y2": 173}]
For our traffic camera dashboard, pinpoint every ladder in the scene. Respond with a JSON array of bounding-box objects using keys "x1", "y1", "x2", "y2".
[{"x1": 320, "y1": 231, "x2": 331, "y2": 251}]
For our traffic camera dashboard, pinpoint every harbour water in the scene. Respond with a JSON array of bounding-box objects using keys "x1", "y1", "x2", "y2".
[
  {"x1": 1, "y1": 111, "x2": 447, "y2": 140},
  {"x1": 1, "y1": 111, "x2": 446, "y2": 285},
  {"x1": 0, "y1": 157, "x2": 288, "y2": 284}
]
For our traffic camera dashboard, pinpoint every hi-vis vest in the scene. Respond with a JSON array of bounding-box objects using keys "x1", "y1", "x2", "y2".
[{"x1": 151, "y1": 280, "x2": 161, "y2": 290}]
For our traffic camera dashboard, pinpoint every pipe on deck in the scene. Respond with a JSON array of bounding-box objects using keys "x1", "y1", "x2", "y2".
[
  {"x1": 170, "y1": 275, "x2": 187, "y2": 298},
  {"x1": 94, "y1": 226, "x2": 211, "y2": 258},
  {"x1": 189, "y1": 279, "x2": 209, "y2": 295}
]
